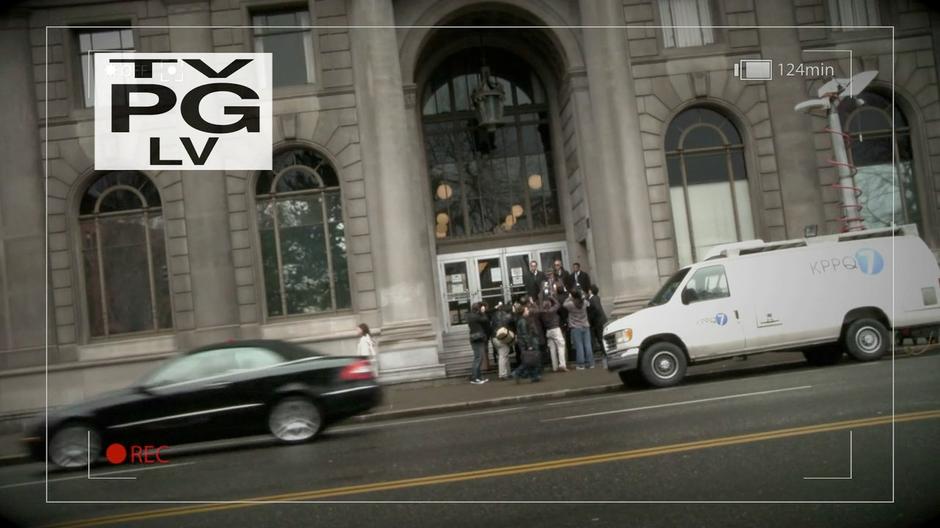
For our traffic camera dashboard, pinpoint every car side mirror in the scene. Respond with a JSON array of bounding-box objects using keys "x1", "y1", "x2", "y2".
[{"x1": 681, "y1": 288, "x2": 697, "y2": 305}]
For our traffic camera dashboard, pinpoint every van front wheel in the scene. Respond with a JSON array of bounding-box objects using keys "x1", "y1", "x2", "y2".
[
  {"x1": 845, "y1": 318, "x2": 888, "y2": 362},
  {"x1": 640, "y1": 342, "x2": 687, "y2": 388}
]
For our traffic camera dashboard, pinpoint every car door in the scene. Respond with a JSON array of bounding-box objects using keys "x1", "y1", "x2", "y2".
[
  {"x1": 676, "y1": 264, "x2": 747, "y2": 359},
  {"x1": 116, "y1": 349, "x2": 248, "y2": 445}
]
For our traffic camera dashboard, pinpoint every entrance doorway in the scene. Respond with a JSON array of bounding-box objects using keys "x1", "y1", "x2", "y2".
[{"x1": 437, "y1": 242, "x2": 568, "y2": 331}]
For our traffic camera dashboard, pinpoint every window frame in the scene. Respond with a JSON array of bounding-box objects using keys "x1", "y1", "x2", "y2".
[
  {"x1": 420, "y1": 48, "x2": 561, "y2": 241},
  {"x1": 652, "y1": 0, "x2": 726, "y2": 56},
  {"x1": 245, "y1": 2, "x2": 320, "y2": 95},
  {"x1": 253, "y1": 145, "x2": 354, "y2": 320},
  {"x1": 66, "y1": 21, "x2": 137, "y2": 116},
  {"x1": 664, "y1": 106, "x2": 757, "y2": 267},
  {"x1": 841, "y1": 90, "x2": 924, "y2": 232},
  {"x1": 76, "y1": 171, "x2": 174, "y2": 341},
  {"x1": 680, "y1": 265, "x2": 731, "y2": 305}
]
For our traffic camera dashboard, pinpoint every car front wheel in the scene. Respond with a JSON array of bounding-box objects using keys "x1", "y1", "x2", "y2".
[
  {"x1": 268, "y1": 397, "x2": 323, "y2": 443},
  {"x1": 50, "y1": 423, "x2": 100, "y2": 468},
  {"x1": 845, "y1": 318, "x2": 888, "y2": 362},
  {"x1": 640, "y1": 342, "x2": 687, "y2": 388}
]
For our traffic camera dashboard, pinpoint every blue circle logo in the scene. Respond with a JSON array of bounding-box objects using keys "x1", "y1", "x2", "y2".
[
  {"x1": 715, "y1": 313, "x2": 729, "y2": 326},
  {"x1": 855, "y1": 248, "x2": 884, "y2": 275}
]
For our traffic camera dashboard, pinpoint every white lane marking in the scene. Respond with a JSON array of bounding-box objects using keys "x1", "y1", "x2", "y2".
[
  {"x1": 0, "y1": 461, "x2": 197, "y2": 490},
  {"x1": 333, "y1": 406, "x2": 526, "y2": 433},
  {"x1": 542, "y1": 385, "x2": 813, "y2": 422}
]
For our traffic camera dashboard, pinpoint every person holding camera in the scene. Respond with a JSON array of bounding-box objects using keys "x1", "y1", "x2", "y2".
[
  {"x1": 467, "y1": 302, "x2": 490, "y2": 384},
  {"x1": 490, "y1": 302, "x2": 515, "y2": 380}
]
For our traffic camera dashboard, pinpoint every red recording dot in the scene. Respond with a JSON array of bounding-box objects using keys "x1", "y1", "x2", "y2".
[{"x1": 105, "y1": 443, "x2": 127, "y2": 464}]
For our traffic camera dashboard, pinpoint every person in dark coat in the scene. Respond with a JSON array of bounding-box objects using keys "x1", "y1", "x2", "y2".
[
  {"x1": 511, "y1": 303, "x2": 542, "y2": 382},
  {"x1": 587, "y1": 284, "x2": 609, "y2": 365},
  {"x1": 571, "y1": 263, "x2": 592, "y2": 293},
  {"x1": 466, "y1": 302, "x2": 490, "y2": 384},
  {"x1": 523, "y1": 260, "x2": 547, "y2": 301},
  {"x1": 553, "y1": 259, "x2": 573, "y2": 293}
]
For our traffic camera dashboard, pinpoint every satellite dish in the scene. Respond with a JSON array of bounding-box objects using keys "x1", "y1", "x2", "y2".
[{"x1": 816, "y1": 70, "x2": 878, "y2": 98}]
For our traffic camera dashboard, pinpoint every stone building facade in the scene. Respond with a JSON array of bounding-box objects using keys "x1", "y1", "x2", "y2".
[{"x1": 1, "y1": 0, "x2": 938, "y2": 415}]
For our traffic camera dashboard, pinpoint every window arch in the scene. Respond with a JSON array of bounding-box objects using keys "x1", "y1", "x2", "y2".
[
  {"x1": 839, "y1": 90, "x2": 922, "y2": 230},
  {"x1": 255, "y1": 147, "x2": 351, "y2": 317},
  {"x1": 665, "y1": 107, "x2": 755, "y2": 267},
  {"x1": 422, "y1": 47, "x2": 560, "y2": 239},
  {"x1": 79, "y1": 171, "x2": 172, "y2": 337}
]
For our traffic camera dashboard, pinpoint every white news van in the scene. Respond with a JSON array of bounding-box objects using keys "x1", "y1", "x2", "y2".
[{"x1": 603, "y1": 225, "x2": 940, "y2": 387}]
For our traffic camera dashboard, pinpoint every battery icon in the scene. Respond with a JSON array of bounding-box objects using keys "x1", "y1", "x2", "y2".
[{"x1": 733, "y1": 59, "x2": 773, "y2": 81}]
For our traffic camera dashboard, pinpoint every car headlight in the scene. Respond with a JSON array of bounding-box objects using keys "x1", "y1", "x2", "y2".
[{"x1": 617, "y1": 328, "x2": 633, "y2": 344}]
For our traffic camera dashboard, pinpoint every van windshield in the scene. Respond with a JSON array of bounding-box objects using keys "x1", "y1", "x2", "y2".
[{"x1": 648, "y1": 268, "x2": 690, "y2": 307}]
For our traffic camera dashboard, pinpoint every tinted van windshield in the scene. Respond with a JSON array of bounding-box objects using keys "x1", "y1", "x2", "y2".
[{"x1": 648, "y1": 268, "x2": 690, "y2": 307}]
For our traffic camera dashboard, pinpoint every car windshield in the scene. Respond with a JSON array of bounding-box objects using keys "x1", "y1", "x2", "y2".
[{"x1": 647, "y1": 267, "x2": 691, "y2": 307}]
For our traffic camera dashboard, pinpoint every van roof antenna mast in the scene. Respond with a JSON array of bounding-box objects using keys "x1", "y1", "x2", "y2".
[{"x1": 794, "y1": 70, "x2": 879, "y2": 233}]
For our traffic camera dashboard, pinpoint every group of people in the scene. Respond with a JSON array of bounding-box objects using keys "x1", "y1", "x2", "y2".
[{"x1": 466, "y1": 259, "x2": 608, "y2": 384}]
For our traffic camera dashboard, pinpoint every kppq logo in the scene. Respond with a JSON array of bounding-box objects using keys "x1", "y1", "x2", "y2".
[{"x1": 94, "y1": 53, "x2": 272, "y2": 170}]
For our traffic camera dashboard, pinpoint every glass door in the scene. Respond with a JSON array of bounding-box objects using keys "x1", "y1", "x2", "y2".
[
  {"x1": 475, "y1": 256, "x2": 506, "y2": 311},
  {"x1": 504, "y1": 252, "x2": 532, "y2": 304},
  {"x1": 441, "y1": 260, "x2": 472, "y2": 327}
]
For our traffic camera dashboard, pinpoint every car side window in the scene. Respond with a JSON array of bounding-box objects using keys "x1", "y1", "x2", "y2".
[
  {"x1": 681, "y1": 265, "x2": 730, "y2": 304},
  {"x1": 145, "y1": 349, "x2": 240, "y2": 386},
  {"x1": 232, "y1": 347, "x2": 283, "y2": 370}
]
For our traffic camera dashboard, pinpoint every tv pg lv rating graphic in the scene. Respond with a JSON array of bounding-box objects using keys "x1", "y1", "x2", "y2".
[{"x1": 94, "y1": 52, "x2": 273, "y2": 171}]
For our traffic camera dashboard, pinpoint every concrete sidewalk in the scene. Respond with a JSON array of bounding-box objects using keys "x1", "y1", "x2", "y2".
[{"x1": 1, "y1": 348, "x2": 902, "y2": 465}]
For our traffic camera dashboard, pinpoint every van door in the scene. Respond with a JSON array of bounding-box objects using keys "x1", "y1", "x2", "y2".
[{"x1": 676, "y1": 264, "x2": 747, "y2": 359}]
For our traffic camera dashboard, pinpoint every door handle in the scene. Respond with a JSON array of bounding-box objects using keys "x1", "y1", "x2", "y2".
[{"x1": 734, "y1": 310, "x2": 739, "y2": 320}]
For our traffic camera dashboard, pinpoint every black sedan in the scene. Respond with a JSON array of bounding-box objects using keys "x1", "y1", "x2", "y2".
[{"x1": 24, "y1": 339, "x2": 381, "y2": 468}]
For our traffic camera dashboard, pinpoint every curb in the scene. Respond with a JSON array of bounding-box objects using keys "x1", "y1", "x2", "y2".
[{"x1": 348, "y1": 382, "x2": 628, "y2": 425}]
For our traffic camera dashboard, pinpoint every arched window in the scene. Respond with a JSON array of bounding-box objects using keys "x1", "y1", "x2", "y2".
[
  {"x1": 840, "y1": 91, "x2": 921, "y2": 230},
  {"x1": 665, "y1": 107, "x2": 755, "y2": 267},
  {"x1": 79, "y1": 171, "x2": 172, "y2": 337},
  {"x1": 422, "y1": 48, "x2": 560, "y2": 239},
  {"x1": 256, "y1": 148, "x2": 350, "y2": 317}
]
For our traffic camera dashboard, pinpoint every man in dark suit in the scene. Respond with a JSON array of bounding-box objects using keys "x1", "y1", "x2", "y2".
[
  {"x1": 523, "y1": 260, "x2": 546, "y2": 301},
  {"x1": 553, "y1": 259, "x2": 573, "y2": 293},
  {"x1": 571, "y1": 262, "x2": 592, "y2": 293},
  {"x1": 587, "y1": 284, "x2": 608, "y2": 361}
]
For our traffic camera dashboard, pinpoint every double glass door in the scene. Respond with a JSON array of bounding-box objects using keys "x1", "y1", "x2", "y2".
[{"x1": 438, "y1": 243, "x2": 567, "y2": 331}]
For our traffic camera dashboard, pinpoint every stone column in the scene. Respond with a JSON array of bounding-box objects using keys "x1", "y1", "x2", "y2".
[
  {"x1": 348, "y1": 0, "x2": 444, "y2": 381},
  {"x1": 755, "y1": 2, "x2": 826, "y2": 237},
  {"x1": 167, "y1": 2, "x2": 241, "y2": 347},
  {"x1": 578, "y1": 0, "x2": 661, "y2": 315},
  {"x1": 0, "y1": 11, "x2": 50, "y2": 368}
]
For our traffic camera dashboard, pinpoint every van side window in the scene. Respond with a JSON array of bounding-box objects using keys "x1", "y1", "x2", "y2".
[{"x1": 681, "y1": 265, "x2": 730, "y2": 304}]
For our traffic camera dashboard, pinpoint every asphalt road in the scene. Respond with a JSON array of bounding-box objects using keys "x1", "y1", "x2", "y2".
[{"x1": 1, "y1": 353, "x2": 939, "y2": 528}]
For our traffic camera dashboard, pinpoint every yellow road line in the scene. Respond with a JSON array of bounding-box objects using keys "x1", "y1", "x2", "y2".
[{"x1": 46, "y1": 409, "x2": 940, "y2": 528}]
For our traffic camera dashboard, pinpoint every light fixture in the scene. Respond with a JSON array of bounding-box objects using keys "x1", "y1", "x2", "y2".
[
  {"x1": 435, "y1": 223, "x2": 448, "y2": 238},
  {"x1": 436, "y1": 212, "x2": 449, "y2": 225},
  {"x1": 504, "y1": 214, "x2": 516, "y2": 229},
  {"x1": 511, "y1": 204, "x2": 524, "y2": 218},
  {"x1": 527, "y1": 174, "x2": 543, "y2": 190},
  {"x1": 435, "y1": 182, "x2": 453, "y2": 200},
  {"x1": 471, "y1": 37, "x2": 505, "y2": 132}
]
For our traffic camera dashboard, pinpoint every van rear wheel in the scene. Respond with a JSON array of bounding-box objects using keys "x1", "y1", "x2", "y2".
[
  {"x1": 845, "y1": 318, "x2": 888, "y2": 362},
  {"x1": 639, "y1": 342, "x2": 687, "y2": 388},
  {"x1": 802, "y1": 345, "x2": 843, "y2": 366}
]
